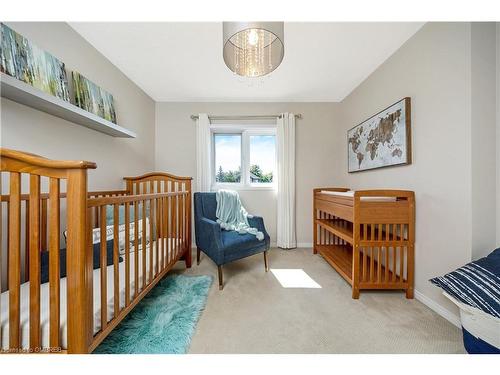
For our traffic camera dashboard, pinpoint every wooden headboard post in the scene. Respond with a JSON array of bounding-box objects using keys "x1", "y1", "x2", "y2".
[
  {"x1": 66, "y1": 168, "x2": 93, "y2": 353},
  {"x1": 184, "y1": 178, "x2": 192, "y2": 268}
]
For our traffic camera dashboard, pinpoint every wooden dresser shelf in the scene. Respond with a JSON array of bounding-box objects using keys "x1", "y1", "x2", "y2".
[
  {"x1": 316, "y1": 244, "x2": 353, "y2": 285},
  {"x1": 316, "y1": 219, "x2": 354, "y2": 245}
]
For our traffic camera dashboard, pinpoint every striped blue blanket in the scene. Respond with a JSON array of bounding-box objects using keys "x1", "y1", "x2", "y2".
[{"x1": 430, "y1": 248, "x2": 500, "y2": 318}]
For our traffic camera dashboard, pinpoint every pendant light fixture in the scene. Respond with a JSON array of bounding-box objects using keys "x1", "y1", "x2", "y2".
[{"x1": 223, "y1": 22, "x2": 284, "y2": 78}]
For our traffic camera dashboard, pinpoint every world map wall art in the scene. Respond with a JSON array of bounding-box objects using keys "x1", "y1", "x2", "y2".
[{"x1": 348, "y1": 97, "x2": 411, "y2": 173}]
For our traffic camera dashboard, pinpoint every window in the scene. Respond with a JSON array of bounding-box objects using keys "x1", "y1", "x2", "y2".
[
  {"x1": 214, "y1": 134, "x2": 241, "y2": 183},
  {"x1": 212, "y1": 126, "x2": 276, "y2": 189},
  {"x1": 249, "y1": 135, "x2": 275, "y2": 184}
]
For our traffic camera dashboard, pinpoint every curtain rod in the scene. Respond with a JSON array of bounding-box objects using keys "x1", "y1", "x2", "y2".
[{"x1": 190, "y1": 114, "x2": 302, "y2": 121}]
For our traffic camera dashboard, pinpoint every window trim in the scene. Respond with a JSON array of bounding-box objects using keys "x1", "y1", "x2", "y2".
[{"x1": 211, "y1": 125, "x2": 277, "y2": 191}]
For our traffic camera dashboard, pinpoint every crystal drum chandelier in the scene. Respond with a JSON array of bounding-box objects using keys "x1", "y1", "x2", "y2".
[{"x1": 222, "y1": 22, "x2": 284, "y2": 78}]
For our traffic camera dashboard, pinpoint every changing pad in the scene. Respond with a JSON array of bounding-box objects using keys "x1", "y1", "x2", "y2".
[{"x1": 320, "y1": 190, "x2": 397, "y2": 202}]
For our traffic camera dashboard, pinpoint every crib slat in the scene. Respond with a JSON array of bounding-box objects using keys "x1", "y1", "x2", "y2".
[
  {"x1": 155, "y1": 182, "x2": 160, "y2": 275},
  {"x1": 167, "y1": 196, "x2": 171, "y2": 265},
  {"x1": 113, "y1": 204, "x2": 119, "y2": 317},
  {"x1": 9, "y1": 172, "x2": 21, "y2": 349},
  {"x1": 0, "y1": 180, "x2": 2, "y2": 330},
  {"x1": 125, "y1": 202, "x2": 131, "y2": 306},
  {"x1": 149, "y1": 200, "x2": 153, "y2": 281},
  {"x1": 133, "y1": 201, "x2": 139, "y2": 297},
  {"x1": 154, "y1": 197, "x2": 159, "y2": 276},
  {"x1": 29, "y1": 175, "x2": 41, "y2": 350},
  {"x1": 24, "y1": 200, "x2": 30, "y2": 282},
  {"x1": 142, "y1": 200, "x2": 147, "y2": 287},
  {"x1": 49, "y1": 178, "x2": 61, "y2": 348},
  {"x1": 157, "y1": 196, "x2": 163, "y2": 272},
  {"x1": 174, "y1": 190, "x2": 178, "y2": 262},
  {"x1": 100, "y1": 205, "x2": 107, "y2": 330},
  {"x1": 40, "y1": 198, "x2": 47, "y2": 252},
  {"x1": 94, "y1": 206, "x2": 99, "y2": 229},
  {"x1": 182, "y1": 192, "x2": 186, "y2": 255},
  {"x1": 86, "y1": 207, "x2": 94, "y2": 344},
  {"x1": 149, "y1": 182, "x2": 154, "y2": 280},
  {"x1": 6, "y1": 201, "x2": 9, "y2": 290}
]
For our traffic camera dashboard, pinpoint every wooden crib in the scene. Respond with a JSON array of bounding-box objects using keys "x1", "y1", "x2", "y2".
[
  {"x1": 313, "y1": 188, "x2": 415, "y2": 299},
  {"x1": 0, "y1": 148, "x2": 192, "y2": 353}
]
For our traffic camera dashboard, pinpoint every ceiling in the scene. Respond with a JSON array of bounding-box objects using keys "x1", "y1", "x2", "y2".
[{"x1": 70, "y1": 22, "x2": 424, "y2": 102}]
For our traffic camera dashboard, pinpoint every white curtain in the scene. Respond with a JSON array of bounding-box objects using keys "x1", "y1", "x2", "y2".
[
  {"x1": 195, "y1": 113, "x2": 211, "y2": 191},
  {"x1": 277, "y1": 113, "x2": 296, "y2": 249}
]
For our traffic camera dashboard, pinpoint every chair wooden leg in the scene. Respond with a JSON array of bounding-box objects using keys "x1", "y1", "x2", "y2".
[
  {"x1": 264, "y1": 251, "x2": 269, "y2": 272},
  {"x1": 197, "y1": 247, "x2": 201, "y2": 265},
  {"x1": 218, "y1": 265, "x2": 224, "y2": 290}
]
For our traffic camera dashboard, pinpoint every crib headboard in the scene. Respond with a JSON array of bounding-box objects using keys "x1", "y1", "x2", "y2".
[
  {"x1": 123, "y1": 172, "x2": 193, "y2": 252},
  {"x1": 123, "y1": 172, "x2": 192, "y2": 195}
]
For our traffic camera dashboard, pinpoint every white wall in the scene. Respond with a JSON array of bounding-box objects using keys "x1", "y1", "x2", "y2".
[
  {"x1": 155, "y1": 102, "x2": 339, "y2": 245},
  {"x1": 334, "y1": 23, "x2": 479, "y2": 320},
  {"x1": 1, "y1": 23, "x2": 156, "y2": 190},
  {"x1": 471, "y1": 23, "x2": 497, "y2": 259}
]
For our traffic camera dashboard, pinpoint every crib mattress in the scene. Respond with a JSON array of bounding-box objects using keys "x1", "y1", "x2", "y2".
[
  {"x1": 319, "y1": 190, "x2": 397, "y2": 202},
  {"x1": 0, "y1": 238, "x2": 181, "y2": 351}
]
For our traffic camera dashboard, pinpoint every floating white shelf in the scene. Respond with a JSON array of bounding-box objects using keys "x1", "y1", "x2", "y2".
[{"x1": 0, "y1": 72, "x2": 136, "y2": 138}]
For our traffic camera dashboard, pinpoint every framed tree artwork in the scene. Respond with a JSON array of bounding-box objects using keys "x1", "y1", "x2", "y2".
[{"x1": 0, "y1": 23, "x2": 70, "y2": 101}]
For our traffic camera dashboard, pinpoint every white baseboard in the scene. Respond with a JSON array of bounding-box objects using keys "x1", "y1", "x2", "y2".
[
  {"x1": 269, "y1": 242, "x2": 312, "y2": 249},
  {"x1": 297, "y1": 242, "x2": 313, "y2": 248},
  {"x1": 414, "y1": 289, "x2": 461, "y2": 328},
  {"x1": 192, "y1": 242, "x2": 313, "y2": 249}
]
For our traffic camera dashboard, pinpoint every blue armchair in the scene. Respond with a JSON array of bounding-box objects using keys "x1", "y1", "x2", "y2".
[{"x1": 194, "y1": 192, "x2": 270, "y2": 289}]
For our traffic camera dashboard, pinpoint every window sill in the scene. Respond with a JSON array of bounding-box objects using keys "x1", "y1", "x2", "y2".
[{"x1": 211, "y1": 184, "x2": 277, "y2": 192}]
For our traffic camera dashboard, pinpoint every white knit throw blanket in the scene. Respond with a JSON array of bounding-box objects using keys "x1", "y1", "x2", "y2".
[{"x1": 215, "y1": 189, "x2": 264, "y2": 241}]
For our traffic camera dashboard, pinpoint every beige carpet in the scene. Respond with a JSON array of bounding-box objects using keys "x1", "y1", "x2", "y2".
[{"x1": 171, "y1": 248, "x2": 465, "y2": 354}]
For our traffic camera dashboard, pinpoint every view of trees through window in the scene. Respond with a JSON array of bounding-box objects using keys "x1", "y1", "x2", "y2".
[
  {"x1": 249, "y1": 135, "x2": 275, "y2": 183},
  {"x1": 214, "y1": 134, "x2": 241, "y2": 183},
  {"x1": 214, "y1": 133, "x2": 276, "y2": 185}
]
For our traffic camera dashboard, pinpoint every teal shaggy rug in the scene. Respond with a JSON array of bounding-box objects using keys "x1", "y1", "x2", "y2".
[{"x1": 93, "y1": 274, "x2": 212, "y2": 354}]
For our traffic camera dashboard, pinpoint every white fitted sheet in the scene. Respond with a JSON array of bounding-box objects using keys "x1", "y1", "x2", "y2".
[
  {"x1": 320, "y1": 190, "x2": 397, "y2": 202},
  {"x1": 0, "y1": 238, "x2": 181, "y2": 350}
]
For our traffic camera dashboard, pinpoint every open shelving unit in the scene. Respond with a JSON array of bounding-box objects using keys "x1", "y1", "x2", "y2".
[
  {"x1": 1, "y1": 72, "x2": 136, "y2": 138},
  {"x1": 313, "y1": 188, "x2": 415, "y2": 298}
]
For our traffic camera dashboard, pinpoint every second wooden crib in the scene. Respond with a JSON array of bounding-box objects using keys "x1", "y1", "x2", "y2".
[{"x1": 0, "y1": 148, "x2": 192, "y2": 353}]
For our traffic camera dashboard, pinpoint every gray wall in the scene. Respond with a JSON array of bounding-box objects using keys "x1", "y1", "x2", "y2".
[
  {"x1": 155, "y1": 102, "x2": 339, "y2": 245},
  {"x1": 335, "y1": 23, "x2": 481, "y2": 318},
  {"x1": 497, "y1": 23, "x2": 500, "y2": 243},
  {"x1": 1, "y1": 22, "x2": 156, "y2": 190},
  {"x1": 1, "y1": 22, "x2": 156, "y2": 288},
  {"x1": 471, "y1": 23, "x2": 497, "y2": 259}
]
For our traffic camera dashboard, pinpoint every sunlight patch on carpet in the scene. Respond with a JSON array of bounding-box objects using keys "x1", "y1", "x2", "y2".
[{"x1": 271, "y1": 269, "x2": 322, "y2": 288}]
